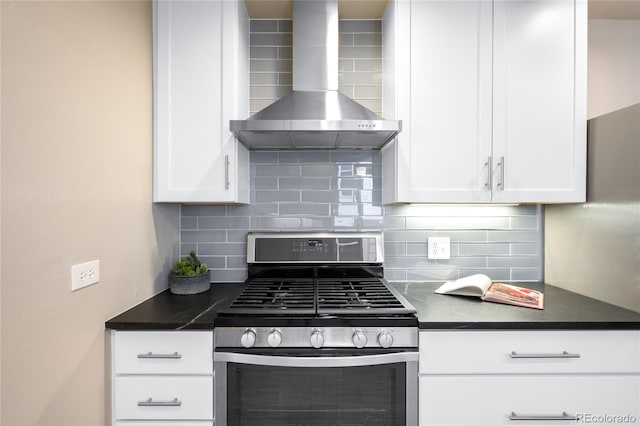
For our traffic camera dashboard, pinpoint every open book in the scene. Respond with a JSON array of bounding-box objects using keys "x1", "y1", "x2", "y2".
[{"x1": 434, "y1": 274, "x2": 544, "y2": 310}]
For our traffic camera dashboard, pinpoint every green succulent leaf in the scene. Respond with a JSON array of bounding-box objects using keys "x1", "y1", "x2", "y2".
[{"x1": 172, "y1": 252, "x2": 207, "y2": 276}]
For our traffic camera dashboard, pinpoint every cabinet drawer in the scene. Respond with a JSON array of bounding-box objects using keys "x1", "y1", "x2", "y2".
[
  {"x1": 114, "y1": 376, "x2": 213, "y2": 421},
  {"x1": 419, "y1": 330, "x2": 640, "y2": 374},
  {"x1": 114, "y1": 331, "x2": 212, "y2": 375},
  {"x1": 419, "y1": 375, "x2": 640, "y2": 426}
]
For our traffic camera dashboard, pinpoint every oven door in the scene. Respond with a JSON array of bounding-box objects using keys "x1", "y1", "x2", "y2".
[{"x1": 214, "y1": 351, "x2": 418, "y2": 426}]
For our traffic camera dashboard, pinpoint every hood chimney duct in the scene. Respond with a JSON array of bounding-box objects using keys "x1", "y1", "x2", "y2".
[{"x1": 230, "y1": 0, "x2": 401, "y2": 150}]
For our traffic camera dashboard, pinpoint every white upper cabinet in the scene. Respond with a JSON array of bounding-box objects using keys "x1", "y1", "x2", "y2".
[
  {"x1": 492, "y1": 0, "x2": 586, "y2": 203},
  {"x1": 382, "y1": 0, "x2": 586, "y2": 204},
  {"x1": 153, "y1": 0, "x2": 249, "y2": 203}
]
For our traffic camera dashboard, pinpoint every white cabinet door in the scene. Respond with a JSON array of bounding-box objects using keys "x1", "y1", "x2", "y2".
[
  {"x1": 384, "y1": 0, "x2": 493, "y2": 203},
  {"x1": 153, "y1": 0, "x2": 249, "y2": 203},
  {"x1": 492, "y1": 0, "x2": 587, "y2": 203}
]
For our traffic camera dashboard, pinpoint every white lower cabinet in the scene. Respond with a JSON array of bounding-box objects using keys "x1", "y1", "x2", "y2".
[
  {"x1": 419, "y1": 330, "x2": 640, "y2": 426},
  {"x1": 110, "y1": 331, "x2": 214, "y2": 426}
]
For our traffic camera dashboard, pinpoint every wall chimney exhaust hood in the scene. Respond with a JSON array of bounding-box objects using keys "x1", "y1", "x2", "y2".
[{"x1": 230, "y1": 0, "x2": 401, "y2": 150}]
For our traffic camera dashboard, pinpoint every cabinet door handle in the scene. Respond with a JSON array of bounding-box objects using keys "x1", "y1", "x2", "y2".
[
  {"x1": 225, "y1": 155, "x2": 230, "y2": 190},
  {"x1": 510, "y1": 350, "x2": 580, "y2": 359},
  {"x1": 137, "y1": 351, "x2": 182, "y2": 359},
  {"x1": 509, "y1": 411, "x2": 576, "y2": 421},
  {"x1": 484, "y1": 156, "x2": 493, "y2": 190},
  {"x1": 137, "y1": 397, "x2": 182, "y2": 407},
  {"x1": 497, "y1": 156, "x2": 505, "y2": 190}
]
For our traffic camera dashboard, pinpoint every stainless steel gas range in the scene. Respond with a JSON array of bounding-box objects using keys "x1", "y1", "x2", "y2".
[{"x1": 214, "y1": 232, "x2": 418, "y2": 426}]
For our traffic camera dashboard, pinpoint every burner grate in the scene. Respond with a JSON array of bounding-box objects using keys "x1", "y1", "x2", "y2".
[
  {"x1": 225, "y1": 276, "x2": 411, "y2": 316},
  {"x1": 227, "y1": 279, "x2": 315, "y2": 314},
  {"x1": 316, "y1": 279, "x2": 407, "y2": 314}
]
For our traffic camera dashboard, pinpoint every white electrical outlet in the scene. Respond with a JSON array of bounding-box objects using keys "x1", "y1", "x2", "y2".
[
  {"x1": 428, "y1": 237, "x2": 450, "y2": 260},
  {"x1": 71, "y1": 260, "x2": 100, "y2": 291}
]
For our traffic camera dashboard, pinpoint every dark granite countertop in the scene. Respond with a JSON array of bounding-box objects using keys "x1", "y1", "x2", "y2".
[
  {"x1": 105, "y1": 282, "x2": 640, "y2": 331},
  {"x1": 105, "y1": 283, "x2": 244, "y2": 330},
  {"x1": 392, "y1": 281, "x2": 640, "y2": 330}
]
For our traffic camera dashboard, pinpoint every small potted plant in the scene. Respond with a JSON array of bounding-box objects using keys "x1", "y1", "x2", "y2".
[{"x1": 169, "y1": 251, "x2": 210, "y2": 295}]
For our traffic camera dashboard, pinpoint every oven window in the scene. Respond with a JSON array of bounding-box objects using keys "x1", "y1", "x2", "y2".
[{"x1": 226, "y1": 363, "x2": 406, "y2": 426}]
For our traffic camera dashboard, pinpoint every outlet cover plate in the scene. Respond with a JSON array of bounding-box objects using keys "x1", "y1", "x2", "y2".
[
  {"x1": 71, "y1": 260, "x2": 100, "y2": 291},
  {"x1": 428, "y1": 237, "x2": 450, "y2": 260}
]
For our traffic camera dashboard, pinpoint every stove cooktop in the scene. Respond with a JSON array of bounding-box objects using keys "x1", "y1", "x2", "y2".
[
  {"x1": 226, "y1": 278, "x2": 411, "y2": 316},
  {"x1": 215, "y1": 232, "x2": 417, "y2": 328}
]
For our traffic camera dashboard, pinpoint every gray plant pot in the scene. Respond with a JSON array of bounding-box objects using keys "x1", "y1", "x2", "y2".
[{"x1": 168, "y1": 271, "x2": 210, "y2": 295}]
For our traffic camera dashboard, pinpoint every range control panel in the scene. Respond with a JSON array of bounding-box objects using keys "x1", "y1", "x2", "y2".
[{"x1": 248, "y1": 232, "x2": 383, "y2": 264}]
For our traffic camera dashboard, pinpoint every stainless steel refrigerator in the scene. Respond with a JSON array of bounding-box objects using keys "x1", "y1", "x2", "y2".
[{"x1": 545, "y1": 103, "x2": 640, "y2": 312}]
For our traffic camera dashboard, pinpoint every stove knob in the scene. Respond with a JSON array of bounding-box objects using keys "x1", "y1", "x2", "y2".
[
  {"x1": 240, "y1": 329, "x2": 257, "y2": 348},
  {"x1": 377, "y1": 330, "x2": 394, "y2": 348},
  {"x1": 310, "y1": 329, "x2": 325, "y2": 348},
  {"x1": 267, "y1": 329, "x2": 282, "y2": 348},
  {"x1": 352, "y1": 330, "x2": 368, "y2": 348}
]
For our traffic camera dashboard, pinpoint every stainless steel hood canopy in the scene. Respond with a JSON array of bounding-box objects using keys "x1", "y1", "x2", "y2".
[{"x1": 230, "y1": 0, "x2": 401, "y2": 150}]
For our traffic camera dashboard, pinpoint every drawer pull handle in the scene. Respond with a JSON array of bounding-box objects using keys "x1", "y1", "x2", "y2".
[
  {"x1": 137, "y1": 352, "x2": 182, "y2": 359},
  {"x1": 510, "y1": 411, "x2": 576, "y2": 421},
  {"x1": 510, "y1": 350, "x2": 580, "y2": 359},
  {"x1": 138, "y1": 397, "x2": 182, "y2": 407}
]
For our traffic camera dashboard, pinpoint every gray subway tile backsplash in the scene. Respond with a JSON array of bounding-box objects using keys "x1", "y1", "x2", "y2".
[
  {"x1": 249, "y1": 19, "x2": 384, "y2": 115},
  {"x1": 177, "y1": 19, "x2": 544, "y2": 284},
  {"x1": 339, "y1": 46, "x2": 382, "y2": 59},
  {"x1": 198, "y1": 216, "x2": 250, "y2": 230},
  {"x1": 250, "y1": 85, "x2": 292, "y2": 99},
  {"x1": 199, "y1": 243, "x2": 246, "y2": 256},
  {"x1": 181, "y1": 216, "x2": 197, "y2": 230},
  {"x1": 253, "y1": 190, "x2": 301, "y2": 203},
  {"x1": 340, "y1": 34, "x2": 355, "y2": 46},
  {"x1": 182, "y1": 149, "x2": 543, "y2": 283},
  {"x1": 203, "y1": 256, "x2": 227, "y2": 269},
  {"x1": 250, "y1": 33, "x2": 292, "y2": 46},
  {"x1": 250, "y1": 72, "x2": 278, "y2": 85},
  {"x1": 354, "y1": 33, "x2": 383, "y2": 46},
  {"x1": 250, "y1": 46, "x2": 278, "y2": 59},
  {"x1": 250, "y1": 20, "x2": 278, "y2": 33},
  {"x1": 181, "y1": 230, "x2": 226, "y2": 244},
  {"x1": 277, "y1": 72, "x2": 292, "y2": 85},
  {"x1": 278, "y1": 47, "x2": 292, "y2": 59},
  {"x1": 250, "y1": 58, "x2": 292, "y2": 73},
  {"x1": 279, "y1": 151, "x2": 331, "y2": 163},
  {"x1": 277, "y1": 19, "x2": 292, "y2": 32},
  {"x1": 338, "y1": 20, "x2": 382, "y2": 33},
  {"x1": 458, "y1": 243, "x2": 511, "y2": 256}
]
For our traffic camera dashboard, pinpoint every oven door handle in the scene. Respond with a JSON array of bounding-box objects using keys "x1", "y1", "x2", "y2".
[{"x1": 214, "y1": 351, "x2": 419, "y2": 367}]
